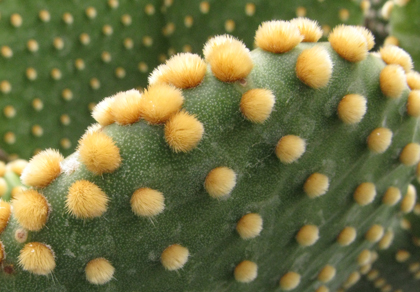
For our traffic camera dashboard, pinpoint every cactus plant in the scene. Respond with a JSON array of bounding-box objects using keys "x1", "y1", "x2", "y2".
[
  {"x1": 0, "y1": 0, "x2": 369, "y2": 159},
  {"x1": 0, "y1": 18, "x2": 420, "y2": 292}
]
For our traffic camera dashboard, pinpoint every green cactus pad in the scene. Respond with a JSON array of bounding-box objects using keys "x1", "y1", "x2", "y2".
[{"x1": 0, "y1": 20, "x2": 419, "y2": 292}]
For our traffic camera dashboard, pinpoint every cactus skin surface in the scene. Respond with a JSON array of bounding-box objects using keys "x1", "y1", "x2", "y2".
[
  {"x1": 0, "y1": 19, "x2": 420, "y2": 292},
  {"x1": 0, "y1": 0, "x2": 367, "y2": 160}
]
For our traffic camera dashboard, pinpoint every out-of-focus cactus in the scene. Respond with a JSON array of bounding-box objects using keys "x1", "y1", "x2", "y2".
[
  {"x1": 386, "y1": 0, "x2": 420, "y2": 70},
  {"x1": 0, "y1": 18, "x2": 419, "y2": 291},
  {"x1": 0, "y1": 0, "x2": 166, "y2": 159}
]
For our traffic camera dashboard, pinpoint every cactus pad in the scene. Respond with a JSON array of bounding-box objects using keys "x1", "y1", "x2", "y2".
[{"x1": 0, "y1": 18, "x2": 419, "y2": 292}]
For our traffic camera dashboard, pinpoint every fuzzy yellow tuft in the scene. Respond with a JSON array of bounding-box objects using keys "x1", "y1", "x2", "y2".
[
  {"x1": 66, "y1": 180, "x2": 109, "y2": 219},
  {"x1": 371, "y1": 251, "x2": 379, "y2": 263},
  {"x1": 328, "y1": 25, "x2": 368, "y2": 62},
  {"x1": 130, "y1": 188, "x2": 165, "y2": 217},
  {"x1": 337, "y1": 94, "x2": 367, "y2": 124},
  {"x1": 353, "y1": 26, "x2": 375, "y2": 50},
  {"x1": 406, "y1": 71, "x2": 420, "y2": 90},
  {"x1": 110, "y1": 89, "x2": 142, "y2": 125},
  {"x1": 8, "y1": 159, "x2": 28, "y2": 176},
  {"x1": 92, "y1": 96, "x2": 115, "y2": 126},
  {"x1": 365, "y1": 224, "x2": 385, "y2": 243},
  {"x1": 290, "y1": 17, "x2": 322, "y2": 42},
  {"x1": 80, "y1": 123, "x2": 102, "y2": 142},
  {"x1": 295, "y1": 46, "x2": 333, "y2": 89},
  {"x1": 236, "y1": 213, "x2": 263, "y2": 239},
  {"x1": 164, "y1": 111, "x2": 204, "y2": 152},
  {"x1": 384, "y1": 36, "x2": 399, "y2": 46},
  {"x1": 12, "y1": 190, "x2": 49, "y2": 231},
  {"x1": 367, "y1": 128, "x2": 393, "y2": 154},
  {"x1": 360, "y1": 264, "x2": 372, "y2": 276},
  {"x1": 11, "y1": 186, "x2": 26, "y2": 199},
  {"x1": 240, "y1": 89, "x2": 275, "y2": 123},
  {"x1": 78, "y1": 131, "x2": 121, "y2": 175},
  {"x1": 255, "y1": 20, "x2": 303, "y2": 53},
  {"x1": 401, "y1": 184, "x2": 416, "y2": 213},
  {"x1": 380, "y1": 64, "x2": 406, "y2": 99},
  {"x1": 139, "y1": 84, "x2": 184, "y2": 124},
  {"x1": 296, "y1": 224, "x2": 319, "y2": 246},
  {"x1": 203, "y1": 35, "x2": 253, "y2": 82},
  {"x1": 303, "y1": 173, "x2": 329, "y2": 198},
  {"x1": 342, "y1": 271, "x2": 361, "y2": 289},
  {"x1": 395, "y1": 250, "x2": 410, "y2": 263},
  {"x1": 409, "y1": 263, "x2": 420, "y2": 273},
  {"x1": 407, "y1": 90, "x2": 420, "y2": 117},
  {"x1": 337, "y1": 226, "x2": 357, "y2": 246},
  {"x1": 400, "y1": 143, "x2": 420, "y2": 166},
  {"x1": 380, "y1": 45, "x2": 413, "y2": 73},
  {"x1": 234, "y1": 260, "x2": 258, "y2": 283},
  {"x1": 367, "y1": 269, "x2": 380, "y2": 281},
  {"x1": 376, "y1": 278, "x2": 389, "y2": 289},
  {"x1": 357, "y1": 250, "x2": 372, "y2": 266},
  {"x1": 279, "y1": 271, "x2": 301, "y2": 290},
  {"x1": 378, "y1": 230, "x2": 394, "y2": 250},
  {"x1": 318, "y1": 265, "x2": 336, "y2": 283},
  {"x1": 400, "y1": 218, "x2": 411, "y2": 230},
  {"x1": 148, "y1": 64, "x2": 166, "y2": 86},
  {"x1": 18, "y1": 242, "x2": 55, "y2": 275},
  {"x1": 161, "y1": 244, "x2": 189, "y2": 271},
  {"x1": 275, "y1": 135, "x2": 306, "y2": 164},
  {"x1": 381, "y1": 1, "x2": 394, "y2": 20},
  {"x1": 204, "y1": 167, "x2": 237, "y2": 199},
  {"x1": 20, "y1": 149, "x2": 63, "y2": 188},
  {"x1": 149, "y1": 53, "x2": 206, "y2": 89},
  {"x1": 0, "y1": 200, "x2": 11, "y2": 234},
  {"x1": 315, "y1": 286, "x2": 329, "y2": 292},
  {"x1": 414, "y1": 203, "x2": 420, "y2": 215},
  {"x1": 85, "y1": 258, "x2": 115, "y2": 285},
  {"x1": 382, "y1": 186, "x2": 401, "y2": 206},
  {"x1": 394, "y1": 0, "x2": 411, "y2": 6},
  {"x1": 353, "y1": 182, "x2": 376, "y2": 206}
]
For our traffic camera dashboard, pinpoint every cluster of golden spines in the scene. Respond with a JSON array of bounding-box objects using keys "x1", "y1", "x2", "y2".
[
  {"x1": 1, "y1": 18, "x2": 419, "y2": 290},
  {"x1": 92, "y1": 86, "x2": 203, "y2": 153}
]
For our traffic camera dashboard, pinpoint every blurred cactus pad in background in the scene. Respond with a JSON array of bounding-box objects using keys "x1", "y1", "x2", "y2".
[{"x1": 1, "y1": 0, "x2": 420, "y2": 292}]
